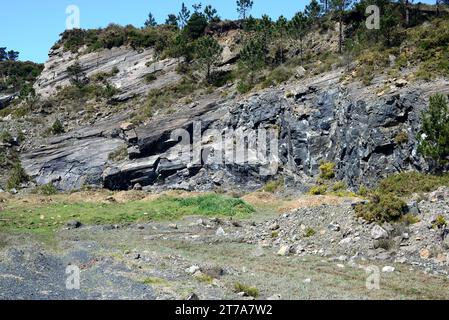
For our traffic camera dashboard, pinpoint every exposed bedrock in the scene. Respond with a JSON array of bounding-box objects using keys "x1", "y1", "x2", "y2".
[{"x1": 22, "y1": 82, "x2": 427, "y2": 192}]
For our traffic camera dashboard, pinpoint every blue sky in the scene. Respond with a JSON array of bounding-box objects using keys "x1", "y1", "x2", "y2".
[{"x1": 0, "y1": 0, "x2": 312, "y2": 63}]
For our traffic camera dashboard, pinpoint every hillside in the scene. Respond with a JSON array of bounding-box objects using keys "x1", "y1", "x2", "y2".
[{"x1": 1, "y1": 1, "x2": 449, "y2": 301}]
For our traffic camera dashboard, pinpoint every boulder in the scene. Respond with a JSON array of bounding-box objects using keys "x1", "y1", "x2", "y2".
[{"x1": 371, "y1": 225, "x2": 389, "y2": 240}]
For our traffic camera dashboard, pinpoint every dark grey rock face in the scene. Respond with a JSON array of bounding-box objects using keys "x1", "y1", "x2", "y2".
[{"x1": 22, "y1": 83, "x2": 427, "y2": 192}]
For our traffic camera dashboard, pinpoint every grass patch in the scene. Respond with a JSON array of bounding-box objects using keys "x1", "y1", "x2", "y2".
[
  {"x1": 0, "y1": 194, "x2": 255, "y2": 235},
  {"x1": 355, "y1": 192, "x2": 407, "y2": 223},
  {"x1": 308, "y1": 185, "x2": 327, "y2": 195},
  {"x1": 141, "y1": 276, "x2": 168, "y2": 286},
  {"x1": 234, "y1": 282, "x2": 259, "y2": 298},
  {"x1": 262, "y1": 177, "x2": 284, "y2": 193},
  {"x1": 108, "y1": 145, "x2": 128, "y2": 161},
  {"x1": 32, "y1": 183, "x2": 58, "y2": 196},
  {"x1": 377, "y1": 172, "x2": 449, "y2": 198},
  {"x1": 304, "y1": 227, "x2": 316, "y2": 237}
]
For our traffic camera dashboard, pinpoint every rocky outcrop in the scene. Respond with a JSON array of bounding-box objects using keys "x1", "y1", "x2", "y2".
[
  {"x1": 34, "y1": 46, "x2": 181, "y2": 101},
  {"x1": 22, "y1": 76, "x2": 427, "y2": 192}
]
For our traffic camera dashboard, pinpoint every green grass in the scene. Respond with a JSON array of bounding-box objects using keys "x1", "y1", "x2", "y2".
[
  {"x1": 0, "y1": 194, "x2": 255, "y2": 235},
  {"x1": 234, "y1": 282, "x2": 259, "y2": 298},
  {"x1": 141, "y1": 276, "x2": 168, "y2": 286},
  {"x1": 377, "y1": 172, "x2": 449, "y2": 197}
]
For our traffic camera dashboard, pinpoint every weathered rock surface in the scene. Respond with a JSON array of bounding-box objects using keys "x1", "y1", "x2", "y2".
[
  {"x1": 34, "y1": 46, "x2": 181, "y2": 101},
  {"x1": 23, "y1": 71, "x2": 429, "y2": 191}
]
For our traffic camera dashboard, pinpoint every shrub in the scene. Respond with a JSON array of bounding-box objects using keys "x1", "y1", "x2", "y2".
[
  {"x1": 32, "y1": 183, "x2": 58, "y2": 195},
  {"x1": 237, "y1": 80, "x2": 252, "y2": 94},
  {"x1": 51, "y1": 119, "x2": 64, "y2": 135},
  {"x1": 304, "y1": 227, "x2": 316, "y2": 237},
  {"x1": 309, "y1": 185, "x2": 327, "y2": 195},
  {"x1": 234, "y1": 283, "x2": 259, "y2": 298},
  {"x1": 377, "y1": 172, "x2": 449, "y2": 197},
  {"x1": 355, "y1": 192, "x2": 407, "y2": 223},
  {"x1": 0, "y1": 132, "x2": 13, "y2": 144},
  {"x1": 400, "y1": 213, "x2": 420, "y2": 226},
  {"x1": 332, "y1": 181, "x2": 347, "y2": 192},
  {"x1": 319, "y1": 161, "x2": 336, "y2": 180},
  {"x1": 145, "y1": 73, "x2": 157, "y2": 83},
  {"x1": 7, "y1": 162, "x2": 29, "y2": 190},
  {"x1": 358, "y1": 185, "x2": 369, "y2": 197},
  {"x1": 263, "y1": 177, "x2": 284, "y2": 193},
  {"x1": 394, "y1": 130, "x2": 409, "y2": 145},
  {"x1": 433, "y1": 215, "x2": 447, "y2": 229},
  {"x1": 418, "y1": 93, "x2": 449, "y2": 168}
]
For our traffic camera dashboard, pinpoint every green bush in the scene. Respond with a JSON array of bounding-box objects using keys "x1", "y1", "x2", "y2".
[
  {"x1": 262, "y1": 177, "x2": 284, "y2": 193},
  {"x1": 433, "y1": 215, "x2": 447, "y2": 229},
  {"x1": 377, "y1": 172, "x2": 449, "y2": 197},
  {"x1": 355, "y1": 192, "x2": 407, "y2": 223},
  {"x1": 7, "y1": 162, "x2": 29, "y2": 190},
  {"x1": 418, "y1": 93, "x2": 449, "y2": 168},
  {"x1": 309, "y1": 185, "x2": 327, "y2": 195},
  {"x1": 32, "y1": 183, "x2": 58, "y2": 196},
  {"x1": 0, "y1": 132, "x2": 13, "y2": 144},
  {"x1": 319, "y1": 161, "x2": 336, "y2": 180},
  {"x1": 145, "y1": 73, "x2": 157, "y2": 83},
  {"x1": 234, "y1": 283, "x2": 259, "y2": 298},
  {"x1": 51, "y1": 119, "x2": 64, "y2": 135}
]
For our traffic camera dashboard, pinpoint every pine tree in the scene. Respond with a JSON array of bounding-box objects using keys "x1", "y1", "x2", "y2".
[
  {"x1": 239, "y1": 37, "x2": 265, "y2": 84},
  {"x1": 331, "y1": 0, "x2": 352, "y2": 53},
  {"x1": 419, "y1": 94, "x2": 449, "y2": 169},
  {"x1": 178, "y1": 2, "x2": 191, "y2": 29},
  {"x1": 0, "y1": 48, "x2": 7, "y2": 61},
  {"x1": 237, "y1": 0, "x2": 254, "y2": 20},
  {"x1": 289, "y1": 12, "x2": 309, "y2": 64},
  {"x1": 192, "y1": 3, "x2": 203, "y2": 14},
  {"x1": 144, "y1": 13, "x2": 157, "y2": 28},
  {"x1": 257, "y1": 14, "x2": 274, "y2": 64},
  {"x1": 7, "y1": 50, "x2": 19, "y2": 61},
  {"x1": 195, "y1": 35, "x2": 223, "y2": 82},
  {"x1": 275, "y1": 16, "x2": 288, "y2": 64},
  {"x1": 204, "y1": 5, "x2": 220, "y2": 23},
  {"x1": 165, "y1": 14, "x2": 179, "y2": 27},
  {"x1": 185, "y1": 12, "x2": 208, "y2": 39},
  {"x1": 305, "y1": 0, "x2": 322, "y2": 23}
]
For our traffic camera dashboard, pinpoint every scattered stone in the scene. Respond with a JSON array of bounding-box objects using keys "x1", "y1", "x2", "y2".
[
  {"x1": 277, "y1": 245, "x2": 292, "y2": 256},
  {"x1": 133, "y1": 183, "x2": 142, "y2": 191},
  {"x1": 187, "y1": 293, "x2": 200, "y2": 300},
  {"x1": 66, "y1": 220, "x2": 82, "y2": 229},
  {"x1": 371, "y1": 225, "x2": 388, "y2": 240},
  {"x1": 382, "y1": 266, "x2": 395, "y2": 273},
  {"x1": 269, "y1": 223, "x2": 280, "y2": 231},
  {"x1": 407, "y1": 201, "x2": 420, "y2": 215},
  {"x1": 120, "y1": 122, "x2": 135, "y2": 131},
  {"x1": 303, "y1": 278, "x2": 311, "y2": 283},
  {"x1": 267, "y1": 294, "x2": 282, "y2": 300},
  {"x1": 328, "y1": 223, "x2": 341, "y2": 232},
  {"x1": 216, "y1": 227, "x2": 226, "y2": 236},
  {"x1": 168, "y1": 223, "x2": 178, "y2": 230},
  {"x1": 395, "y1": 78, "x2": 408, "y2": 87},
  {"x1": 185, "y1": 265, "x2": 200, "y2": 275},
  {"x1": 420, "y1": 248, "x2": 431, "y2": 260}
]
